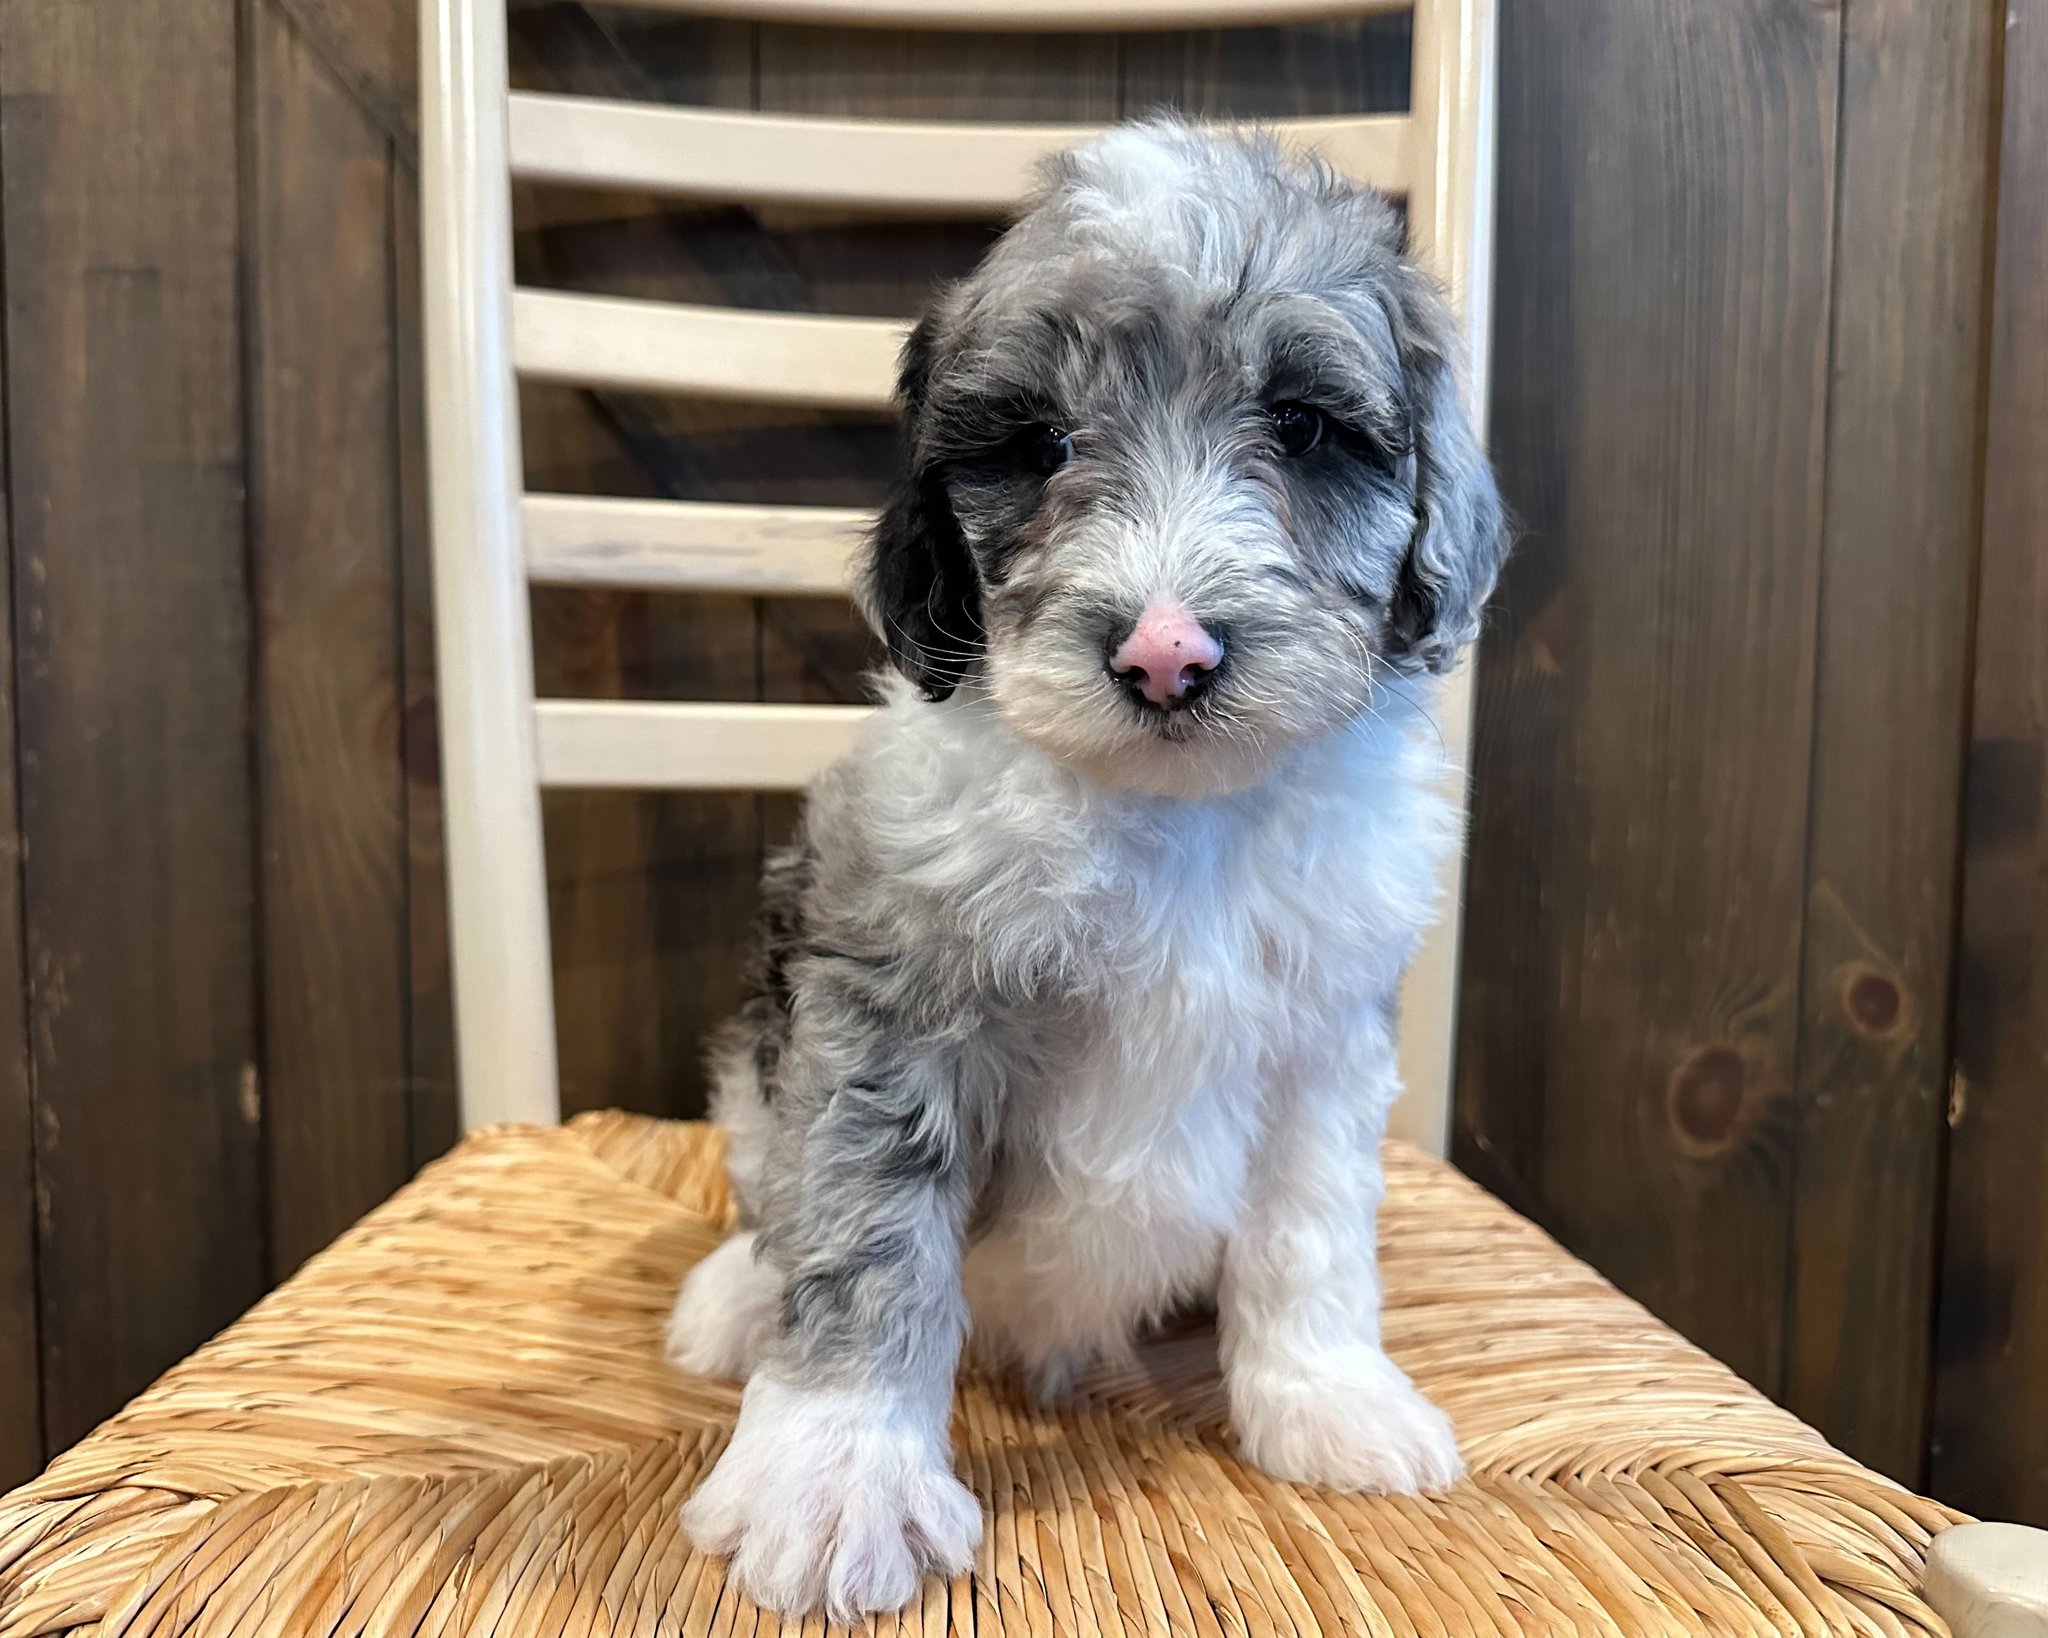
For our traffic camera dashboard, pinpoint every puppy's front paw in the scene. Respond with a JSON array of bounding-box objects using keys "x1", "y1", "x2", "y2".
[
  {"x1": 682, "y1": 1375, "x2": 981, "y2": 1619},
  {"x1": 1231, "y1": 1347, "x2": 1464, "y2": 1495}
]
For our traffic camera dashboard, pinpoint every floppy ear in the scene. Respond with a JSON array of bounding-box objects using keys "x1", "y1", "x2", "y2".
[
  {"x1": 1385, "y1": 280, "x2": 1510, "y2": 675},
  {"x1": 859, "y1": 318, "x2": 984, "y2": 701}
]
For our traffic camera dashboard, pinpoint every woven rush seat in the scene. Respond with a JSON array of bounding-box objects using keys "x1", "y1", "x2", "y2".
[{"x1": 0, "y1": 1114, "x2": 1960, "y2": 1638}]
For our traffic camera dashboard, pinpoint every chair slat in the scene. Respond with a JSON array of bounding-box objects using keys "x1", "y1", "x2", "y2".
[
  {"x1": 513, "y1": 290, "x2": 906, "y2": 409},
  {"x1": 507, "y1": 95, "x2": 1412, "y2": 210},
  {"x1": 534, "y1": 701, "x2": 873, "y2": 790},
  {"x1": 523, "y1": 495, "x2": 869, "y2": 594},
  {"x1": 581, "y1": 0, "x2": 1412, "y2": 27}
]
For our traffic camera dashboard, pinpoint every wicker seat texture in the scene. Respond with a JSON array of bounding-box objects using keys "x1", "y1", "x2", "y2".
[{"x1": 0, "y1": 1114, "x2": 1960, "y2": 1638}]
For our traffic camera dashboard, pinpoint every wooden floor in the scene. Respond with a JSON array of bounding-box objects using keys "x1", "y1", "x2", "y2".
[{"x1": 0, "y1": 0, "x2": 2040, "y2": 1535}]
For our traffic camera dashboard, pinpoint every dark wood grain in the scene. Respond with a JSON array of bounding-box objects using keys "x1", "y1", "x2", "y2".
[
  {"x1": 1118, "y1": 13, "x2": 1409, "y2": 118},
  {"x1": 1931, "y1": 0, "x2": 2048, "y2": 1529},
  {"x1": 758, "y1": 23, "x2": 1119, "y2": 122},
  {"x1": 1455, "y1": 0, "x2": 1841, "y2": 1395},
  {"x1": 269, "y1": 0, "x2": 416, "y2": 153},
  {"x1": 0, "y1": 269, "x2": 40, "y2": 1489},
  {"x1": 1, "y1": 0, "x2": 265, "y2": 1450},
  {"x1": 250, "y1": 3, "x2": 414, "y2": 1277},
  {"x1": 391, "y1": 160, "x2": 461, "y2": 1171},
  {"x1": 1781, "y1": 0, "x2": 1999, "y2": 1484}
]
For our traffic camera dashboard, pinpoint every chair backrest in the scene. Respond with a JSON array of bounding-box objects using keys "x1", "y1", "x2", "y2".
[{"x1": 420, "y1": 0, "x2": 1497, "y2": 1150}]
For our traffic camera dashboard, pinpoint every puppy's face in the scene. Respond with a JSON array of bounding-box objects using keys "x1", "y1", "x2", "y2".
[{"x1": 862, "y1": 121, "x2": 1507, "y2": 799}]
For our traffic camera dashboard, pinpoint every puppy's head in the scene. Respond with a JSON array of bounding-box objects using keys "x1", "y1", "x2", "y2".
[{"x1": 860, "y1": 117, "x2": 1507, "y2": 798}]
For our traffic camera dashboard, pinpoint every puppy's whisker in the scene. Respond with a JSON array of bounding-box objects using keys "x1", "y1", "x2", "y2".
[{"x1": 882, "y1": 613, "x2": 983, "y2": 668}]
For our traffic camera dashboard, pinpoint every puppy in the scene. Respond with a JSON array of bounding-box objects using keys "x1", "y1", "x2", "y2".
[{"x1": 668, "y1": 116, "x2": 1508, "y2": 1620}]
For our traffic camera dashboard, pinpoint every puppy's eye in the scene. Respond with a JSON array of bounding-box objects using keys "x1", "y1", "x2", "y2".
[
  {"x1": 1022, "y1": 424, "x2": 1074, "y2": 476},
  {"x1": 1267, "y1": 401, "x2": 1324, "y2": 458},
  {"x1": 973, "y1": 422, "x2": 1072, "y2": 479}
]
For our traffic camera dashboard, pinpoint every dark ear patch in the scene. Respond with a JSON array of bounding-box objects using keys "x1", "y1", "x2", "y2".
[
  {"x1": 865, "y1": 472, "x2": 983, "y2": 701},
  {"x1": 1383, "y1": 281, "x2": 1509, "y2": 674},
  {"x1": 858, "y1": 317, "x2": 985, "y2": 701}
]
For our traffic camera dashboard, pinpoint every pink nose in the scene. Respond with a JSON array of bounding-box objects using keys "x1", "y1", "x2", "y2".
[{"x1": 1109, "y1": 604, "x2": 1225, "y2": 707}]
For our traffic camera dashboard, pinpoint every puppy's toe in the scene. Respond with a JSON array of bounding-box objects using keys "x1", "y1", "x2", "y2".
[
  {"x1": 905, "y1": 1458, "x2": 983, "y2": 1572},
  {"x1": 814, "y1": 1459, "x2": 977, "y2": 1619},
  {"x1": 727, "y1": 1506, "x2": 832, "y2": 1616},
  {"x1": 823, "y1": 1516, "x2": 921, "y2": 1623},
  {"x1": 678, "y1": 1439, "x2": 751, "y2": 1556},
  {"x1": 667, "y1": 1231, "x2": 778, "y2": 1381}
]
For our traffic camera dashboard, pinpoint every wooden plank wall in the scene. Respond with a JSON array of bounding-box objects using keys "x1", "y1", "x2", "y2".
[
  {"x1": 1460, "y1": 0, "x2": 1845, "y2": 1404},
  {"x1": 1455, "y1": 0, "x2": 2005, "y2": 1495},
  {"x1": 0, "y1": 0, "x2": 442, "y2": 1481},
  {"x1": 3, "y1": 0, "x2": 267, "y2": 1463},
  {"x1": 0, "y1": 0, "x2": 2039, "y2": 1535},
  {"x1": 0, "y1": 218, "x2": 34, "y2": 1488},
  {"x1": 252, "y1": 0, "x2": 417, "y2": 1279},
  {"x1": 1783, "y1": 0, "x2": 2000, "y2": 1475},
  {"x1": 1932, "y1": 0, "x2": 2048, "y2": 1526}
]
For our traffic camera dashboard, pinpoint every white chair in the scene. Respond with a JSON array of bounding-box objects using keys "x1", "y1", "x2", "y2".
[{"x1": 420, "y1": 0, "x2": 1498, "y2": 1144}]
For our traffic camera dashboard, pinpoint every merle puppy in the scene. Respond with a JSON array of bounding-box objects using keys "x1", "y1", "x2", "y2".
[{"x1": 667, "y1": 117, "x2": 1508, "y2": 1619}]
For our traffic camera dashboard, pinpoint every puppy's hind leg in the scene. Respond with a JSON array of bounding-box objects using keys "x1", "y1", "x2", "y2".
[
  {"x1": 668, "y1": 1230, "x2": 780, "y2": 1381},
  {"x1": 707, "y1": 834, "x2": 812, "y2": 1221},
  {"x1": 671, "y1": 844, "x2": 804, "y2": 1381},
  {"x1": 666, "y1": 1014, "x2": 783, "y2": 1380},
  {"x1": 706, "y1": 1022, "x2": 777, "y2": 1223}
]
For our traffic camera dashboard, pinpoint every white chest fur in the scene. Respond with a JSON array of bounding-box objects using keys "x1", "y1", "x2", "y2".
[{"x1": 856, "y1": 684, "x2": 1454, "y2": 1384}]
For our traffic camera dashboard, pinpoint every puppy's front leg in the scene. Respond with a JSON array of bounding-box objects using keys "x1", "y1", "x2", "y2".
[
  {"x1": 682, "y1": 1063, "x2": 983, "y2": 1619},
  {"x1": 1221, "y1": 1012, "x2": 1463, "y2": 1494}
]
